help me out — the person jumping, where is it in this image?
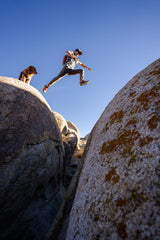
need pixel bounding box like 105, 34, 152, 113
43, 49, 91, 93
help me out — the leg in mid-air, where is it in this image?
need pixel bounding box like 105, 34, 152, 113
43, 67, 90, 93
67, 68, 89, 86
43, 67, 68, 93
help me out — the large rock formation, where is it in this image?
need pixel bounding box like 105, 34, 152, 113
0, 77, 64, 240
44, 135, 89, 240
53, 112, 82, 188
0, 76, 86, 240
67, 121, 80, 150
66, 59, 160, 239
53, 111, 68, 136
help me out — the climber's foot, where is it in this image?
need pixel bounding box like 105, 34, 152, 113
80, 80, 89, 86
43, 85, 49, 93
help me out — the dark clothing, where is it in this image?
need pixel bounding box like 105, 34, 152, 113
48, 66, 84, 87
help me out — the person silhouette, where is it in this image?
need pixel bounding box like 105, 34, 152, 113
43, 49, 91, 93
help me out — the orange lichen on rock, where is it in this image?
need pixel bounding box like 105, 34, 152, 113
132, 79, 138, 86
136, 85, 160, 110
147, 115, 160, 131
149, 66, 160, 76
100, 129, 141, 154
105, 167, 120, 184
105, 167, 116, 181
155, 100, 160, 111
102, 122, 109, 133
102, 110, 125, 133
125, 118, 137, 127
117, 221, 128, 239
129, 91, 137, 97
116, 198, 128, 208
139, 136, 154, 147
110, 110, 124, 125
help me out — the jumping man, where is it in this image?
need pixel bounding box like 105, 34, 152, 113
43, 49, 91, 93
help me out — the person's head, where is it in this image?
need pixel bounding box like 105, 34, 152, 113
74, 49, 83, 56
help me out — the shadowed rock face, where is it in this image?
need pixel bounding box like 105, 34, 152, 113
66, 59, 160, 240
0, 77, 62, 162
0, 77, 64, 240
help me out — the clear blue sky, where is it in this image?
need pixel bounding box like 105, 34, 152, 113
1, 0, 160, 137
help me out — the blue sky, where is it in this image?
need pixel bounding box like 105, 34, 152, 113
1, 0, 160, 137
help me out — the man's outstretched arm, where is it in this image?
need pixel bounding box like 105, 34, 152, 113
78, 62, 91, 71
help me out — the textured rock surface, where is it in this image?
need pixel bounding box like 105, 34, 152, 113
53, 111, 68, 136
73, 138, 87, 159
66, 59, 160, 240
63, 132, 79, 188
60, 121, 81, 188
67, 121, 80, 150
44, 137, 89, 240
64, 137, 87, 189
0, 77, 64, 240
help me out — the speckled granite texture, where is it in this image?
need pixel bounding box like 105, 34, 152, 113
66, 59, 160, 240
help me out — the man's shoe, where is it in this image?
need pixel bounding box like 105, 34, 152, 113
43, 85, 49, 93
80, 80, 89, 86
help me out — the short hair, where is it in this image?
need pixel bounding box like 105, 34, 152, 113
75, 49, 83, 55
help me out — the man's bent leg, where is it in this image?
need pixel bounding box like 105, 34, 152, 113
43, 67, 68, 93
48, 67, 68, 87
67, 69, 84, 82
